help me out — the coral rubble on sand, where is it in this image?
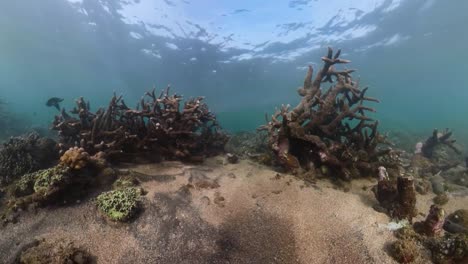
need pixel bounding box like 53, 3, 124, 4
0, 133, 58, 186
16, 238, 92, 264
52, 87, 228, 162
259, 47, 399, 179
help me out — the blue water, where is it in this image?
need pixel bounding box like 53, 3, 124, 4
0, 0, 467, 147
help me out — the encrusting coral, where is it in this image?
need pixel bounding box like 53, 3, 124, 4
259, 47, 399, 179
95, 187, 142, 222
52, 87, 228, 162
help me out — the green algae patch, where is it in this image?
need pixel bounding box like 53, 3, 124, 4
96, 187, 142, 222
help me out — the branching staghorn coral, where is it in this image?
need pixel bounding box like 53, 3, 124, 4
52, 87, 228, 161
259, 47, 399, 179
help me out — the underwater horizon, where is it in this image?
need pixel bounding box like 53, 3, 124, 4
0, 0, 467, 148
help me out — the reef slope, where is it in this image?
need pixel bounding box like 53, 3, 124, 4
1, 158, 466, 263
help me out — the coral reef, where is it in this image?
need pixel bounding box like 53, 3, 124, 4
0, 133, 58, 186
52, 88, 228, 162
259, 47, 399, 179
373, 176, 417, 221
95, 187, 142, 222
16, 238, 92, 264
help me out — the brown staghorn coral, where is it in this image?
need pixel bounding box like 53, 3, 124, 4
52, 87, 228, 162
259, 47, 399, 179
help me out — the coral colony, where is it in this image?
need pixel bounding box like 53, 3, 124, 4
259, 47, 399, 179
52, 87, 228, 161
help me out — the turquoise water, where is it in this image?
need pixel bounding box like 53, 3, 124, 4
0, 0, 467, 147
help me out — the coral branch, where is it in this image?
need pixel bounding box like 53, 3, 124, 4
52, 88, 228, 162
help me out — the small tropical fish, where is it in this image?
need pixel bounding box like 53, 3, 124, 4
46, 97, 64, 111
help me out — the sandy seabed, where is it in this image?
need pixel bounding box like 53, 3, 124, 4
1, 157, 467, 264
